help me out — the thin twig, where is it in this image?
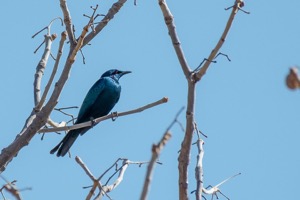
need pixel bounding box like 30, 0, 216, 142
202, 173, 241, 200
32, 17, 63, 38
77, 157, 153, 200
38, 97, 168, 133
68, 5, 98, 64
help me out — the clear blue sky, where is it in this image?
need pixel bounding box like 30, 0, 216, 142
1, 0, 300, 199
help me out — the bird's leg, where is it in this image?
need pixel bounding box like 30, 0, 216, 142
111, 111, 118, 121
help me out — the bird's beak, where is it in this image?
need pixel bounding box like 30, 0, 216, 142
120, 71, 132, 76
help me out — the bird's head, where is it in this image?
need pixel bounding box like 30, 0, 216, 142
101, 69, 131, 80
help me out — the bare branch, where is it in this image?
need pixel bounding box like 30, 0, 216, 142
202, 173, 241, 200
77, 157, 152, 200
33, 34, 55, 107
157, 2, 201, 199
35, 31, 67, 111
194, 0, 245, 82
59, 0, 76, 44
38, 97, 168, 133
157, 0, 191, 78
32, 17, 63, 39
67, 5, 99, 65
0, 176, 32, 200
140, 108, 183, 200
75, 156, 111, 200
75, 156, 97, 182
140, 132, 171, 200
194, 139, 204, 200
82, 0, 128, 47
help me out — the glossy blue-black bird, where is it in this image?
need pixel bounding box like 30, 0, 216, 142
50, 69, 131, 157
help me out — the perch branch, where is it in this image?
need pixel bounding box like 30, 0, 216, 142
38, 97, 168, 133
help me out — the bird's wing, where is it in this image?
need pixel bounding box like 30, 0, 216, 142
76, 79, 106, 123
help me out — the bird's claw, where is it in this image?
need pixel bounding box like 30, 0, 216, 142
111, 112, 118, 121
90, 118, 97, 127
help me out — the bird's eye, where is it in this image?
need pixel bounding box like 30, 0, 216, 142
113, 70, 119, 75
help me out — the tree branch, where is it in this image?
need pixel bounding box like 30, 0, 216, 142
157, 1, 196, 199
140, 107, 183, 199
82, 0, 127, 47
0, 1, 128, 173
38, 97, 168, 133
202, 173, 241, 200
33, 34, 55, 107
140, 132, 171, 200
60, 0, 76, 45
194, 0, 243, 82
76, 157, 153, 200
158, 0, 191, 79
194, 139, 204, 200
35, 31, 67, 111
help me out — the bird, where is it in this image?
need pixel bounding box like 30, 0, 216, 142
50, 69, 131, 157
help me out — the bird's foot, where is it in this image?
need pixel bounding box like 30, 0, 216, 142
111, 112, 118, 121
90, 117, 97, 127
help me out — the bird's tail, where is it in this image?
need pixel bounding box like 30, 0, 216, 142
50, 129, 81, 157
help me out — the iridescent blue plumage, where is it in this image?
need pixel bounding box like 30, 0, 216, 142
50, 69, 131, 157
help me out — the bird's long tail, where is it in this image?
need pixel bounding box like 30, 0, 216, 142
50, 129, 81, 157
